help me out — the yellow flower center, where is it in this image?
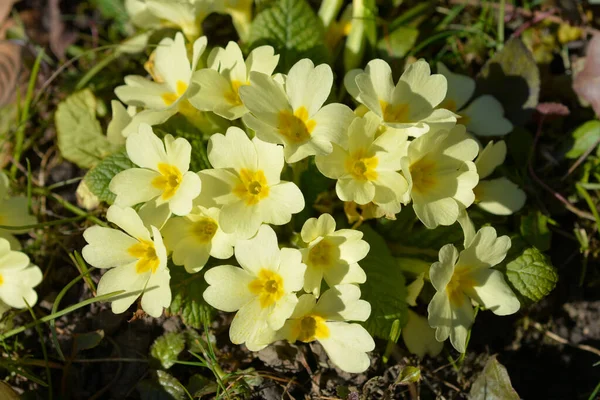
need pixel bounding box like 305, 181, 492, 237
248, 269, 285, 308
410, 157, 437, 194
233, 169, 270, 205
445, 267, 476, 307
345, 149, 379, 181
0, 273, 4, 286
224, 80, 246, 106
190, 218, 218, 244
162, 80, 189, 106
439, 98, 457, 112
308, 239, 336, 269
439, 98, 471, 125
278, 106, 316, 143
295, 315, 330, 342
128, 240, 160, 274
152, 163, 183, 200
380, 100, 410, 123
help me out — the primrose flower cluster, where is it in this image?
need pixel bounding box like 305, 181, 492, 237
81, 28, 526, 370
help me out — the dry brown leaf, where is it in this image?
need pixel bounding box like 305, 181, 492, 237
48, 0, 76, 59
0, 0, 19, 27
0, 40, 21, 107
573, 34, 600, 117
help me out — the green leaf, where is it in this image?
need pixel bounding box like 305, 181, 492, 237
138, 370, 187, 400
150, 332, 186, 370
520, 210, 552, 252
73, 330, 104, 353
167, 266, 213, 329
469, 355, 520, 400
358, 225, 408, 339
476, 38, 540, 126
566, 120, 600, 159
506, 247, 558, 303
92, 0, 130, 34
55, 89, 122, 168
186, 374, 218, 398
249, 0, 328, 72
376, 26, 419, 59
396, 366, 421, 385
83, 150, 134, 204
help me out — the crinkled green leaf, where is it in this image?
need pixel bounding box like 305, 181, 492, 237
506, 247, 558, 303
565, 120, 600, 159
469, 355, 520, 400
167, 267, 213, 329
55, 89, 122, 168
249, 0, 328, 72
520, 210, 552, 252
476, 37, 540, 126
359, 225, 408, 338
150, 332, 186, 370
376, 26, 419, 59
138, 370, 187, 400
83, 150, 134, 204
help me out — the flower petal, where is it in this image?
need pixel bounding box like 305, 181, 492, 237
286, 59, 333, 116
301, 213, 336, 243
96, 262, 148, 314
476, 178, 526, 215
141, 268, 171, 318
319, 322, 375, 373
475, 141, 506, 179
82, 226, 138, 269
126, 124, 168, 170
235, 224, 281, 275
203, 265, 255, 312
106, 206, 151, 242
466, 269, 520, 316
208, 127, 257, 171
462, 95, 513, 136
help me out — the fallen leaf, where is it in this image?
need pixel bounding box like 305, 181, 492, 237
573, 34, 600, 117
0, 41, 21, 107
0, 0, 18, 27
48, 0, 77, 59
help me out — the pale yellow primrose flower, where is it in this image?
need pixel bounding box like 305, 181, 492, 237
190, 42, 279, 120
197, 127, 304, 239
115, 33, 207, 137
428, 227, 520, 353
110, 124, 201, 216
0, 171, 37, 250
239, 58, 355, 163
203, 225, 306, 351
278, 285, 374, 373
162, 205, 236, 273
300, 213, 369, 296
437, 62, 513, 137
474, 141, 526, 215
344, 59, 456, 137
125, 0, 161, 29
126, 0, 216, 40
0, 238, 42, 311
82, 206, 171, 318
400, 124, 479, 229
316, 112, 409, 208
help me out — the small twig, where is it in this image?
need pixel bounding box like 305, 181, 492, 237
533, 322, 600, 357
563, 137, 600, 180
528, 116, 596, 222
